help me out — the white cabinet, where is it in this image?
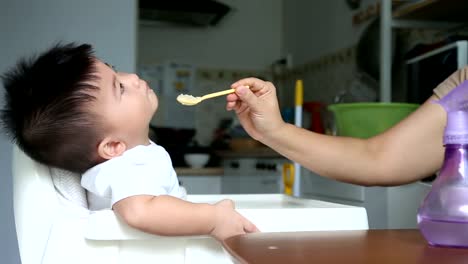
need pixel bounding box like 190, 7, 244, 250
222, 174, 280, 194
387, 182, 431, 229
221, 157, 287, 194
178, 176, 222, 194
300, 170, 431, 229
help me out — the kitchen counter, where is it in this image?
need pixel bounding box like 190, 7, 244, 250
222, 229, 468, 264
175, 167, 223, 176
216, 147, 283, 158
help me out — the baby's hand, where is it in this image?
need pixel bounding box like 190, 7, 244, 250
210, 199, 259, 241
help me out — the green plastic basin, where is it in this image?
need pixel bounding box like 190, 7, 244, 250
327, 103, 419, 138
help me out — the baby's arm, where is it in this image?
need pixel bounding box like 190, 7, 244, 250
112, 195, 259, 241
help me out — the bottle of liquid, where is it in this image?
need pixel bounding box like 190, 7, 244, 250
417, 110, 468, 247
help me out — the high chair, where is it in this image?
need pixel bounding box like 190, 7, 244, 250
12, 145, 369, 264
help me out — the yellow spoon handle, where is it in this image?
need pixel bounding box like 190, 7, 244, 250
201, 88, 236, 100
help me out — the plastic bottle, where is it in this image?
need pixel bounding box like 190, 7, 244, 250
417, 110, 468, 247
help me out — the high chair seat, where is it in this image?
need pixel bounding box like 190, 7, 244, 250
12, 145, 369, 264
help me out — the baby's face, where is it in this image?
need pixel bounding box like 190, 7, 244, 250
90, 60, 158, 147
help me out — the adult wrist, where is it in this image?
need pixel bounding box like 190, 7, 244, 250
260, 121, 289, 146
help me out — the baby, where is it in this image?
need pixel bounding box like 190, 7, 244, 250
0, 42, 258, 241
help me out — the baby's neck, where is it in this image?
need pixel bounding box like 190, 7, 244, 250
127, 137, 151, 149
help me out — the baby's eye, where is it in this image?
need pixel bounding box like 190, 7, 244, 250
120, 83, 125, 94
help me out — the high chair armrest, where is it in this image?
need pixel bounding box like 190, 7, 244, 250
84, 210, 210, 240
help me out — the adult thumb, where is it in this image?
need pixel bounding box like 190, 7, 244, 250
236, 86, 258, 108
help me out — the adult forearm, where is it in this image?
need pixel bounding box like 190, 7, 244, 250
261, 98, 446, 186
262, 123, 381, 185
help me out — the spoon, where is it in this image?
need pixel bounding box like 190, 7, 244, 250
177, 88, 239, 106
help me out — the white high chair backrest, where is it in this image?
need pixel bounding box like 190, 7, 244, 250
10, 145, 233, 264
12, 145, 59, 264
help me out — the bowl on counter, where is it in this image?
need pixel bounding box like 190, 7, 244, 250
184, 153, 210, 168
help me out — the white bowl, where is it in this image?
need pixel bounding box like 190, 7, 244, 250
184, 153, 210, 168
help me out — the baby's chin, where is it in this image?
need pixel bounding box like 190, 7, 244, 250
151, 91, 159, 112
153, 97, 159, 113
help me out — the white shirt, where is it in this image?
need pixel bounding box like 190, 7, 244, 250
81, 141, 185, 211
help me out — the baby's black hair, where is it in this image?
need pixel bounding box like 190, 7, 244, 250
1, 42, 104, 173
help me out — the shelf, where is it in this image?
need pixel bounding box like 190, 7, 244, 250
378, 0, 468, 102
392, 0, 468, 22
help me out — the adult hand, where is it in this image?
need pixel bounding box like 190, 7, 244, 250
226, 77, 286, 142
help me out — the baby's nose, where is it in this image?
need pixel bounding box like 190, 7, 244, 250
127, 73, 140, 86
120, 73, 140, 87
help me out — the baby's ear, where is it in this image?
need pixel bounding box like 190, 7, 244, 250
98, 137, 126, 160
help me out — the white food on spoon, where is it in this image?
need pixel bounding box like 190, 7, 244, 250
177, 87, 248, 106
176, 94, 202, 106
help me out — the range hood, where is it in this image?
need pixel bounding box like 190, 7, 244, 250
139, 0, 231, 27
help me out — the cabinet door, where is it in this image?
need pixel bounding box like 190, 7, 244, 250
237, 175, 281, 194
387, 182, 431, 229
222, 175, 241, 194
178, 176, 222, 194
300, 170, 365, 202
222, 174, 282, 194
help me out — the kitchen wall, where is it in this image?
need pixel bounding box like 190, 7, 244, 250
280, 0, 379, 105
138, 0, 283, 69
138, 0, 283, 146
0, 1, 137, 262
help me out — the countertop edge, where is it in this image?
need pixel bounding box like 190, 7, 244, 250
175, 167, 224, 176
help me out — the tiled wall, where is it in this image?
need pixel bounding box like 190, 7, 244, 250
275, 46, 359, 108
